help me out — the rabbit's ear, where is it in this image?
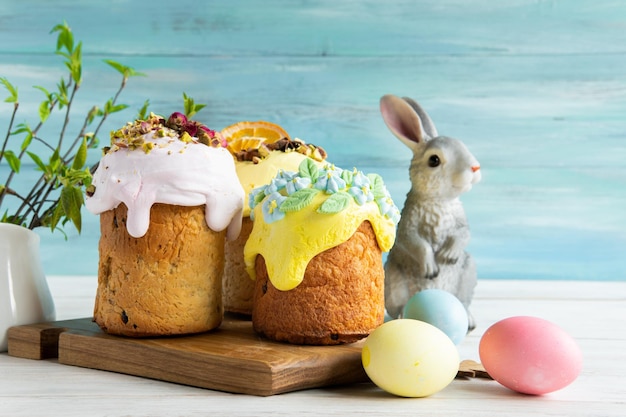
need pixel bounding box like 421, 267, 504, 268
380, 94, 428, 151
401, 97, 438, 138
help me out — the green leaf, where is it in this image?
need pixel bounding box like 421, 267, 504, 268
87, 135, 100, 149
2, 150, 21, 173
51, 22, 74, 53
137, 99, 150, 120
34, 85, 52, 100
61, 167, 90, 186
0, 77, 18, 103
81, 167, 93, 187
66, 41, 83, 84
48, 201, 64, 232
317, 191, 352, 214
367, 173, 387, 199
56, 78, 69, 108
102, 99, 125, 115
39, 100, 51, 122
85, 106, 98, 125
104, 60, 146, 78
48, 149, 62, 176
280, 188, 320, 213
60, 185, 83, 233
103, 59, 126, 74
11, 123, 31, 136
110, 103, 129, 114
298, 158, 320, 183
26, 151, 46, 171
72, 137, 88, 170
20, 131, 33, 151
182, 92, 206, 118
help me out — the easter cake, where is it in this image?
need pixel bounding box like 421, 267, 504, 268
221, 121, 327, 315
86, 112, 244, 337
244, 159, 400, 345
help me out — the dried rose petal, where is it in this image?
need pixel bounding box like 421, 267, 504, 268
184, 121, 199, 137
166, 112, 188, 129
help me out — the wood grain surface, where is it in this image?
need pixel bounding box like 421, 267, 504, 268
8, 316, 370, 396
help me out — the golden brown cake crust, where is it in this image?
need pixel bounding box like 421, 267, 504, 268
223, 217, 255, 315
252, 221, 385, 345
94, 203, 225, 337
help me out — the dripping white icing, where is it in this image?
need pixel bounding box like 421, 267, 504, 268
86, 131, 244, 239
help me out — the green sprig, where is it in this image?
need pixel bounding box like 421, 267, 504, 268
183, 92, 206, 118
0, 22, 143, 233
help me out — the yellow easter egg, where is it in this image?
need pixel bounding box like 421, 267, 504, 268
362, 319, 459, 397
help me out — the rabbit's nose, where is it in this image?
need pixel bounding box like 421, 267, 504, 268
471, 165, 480, 173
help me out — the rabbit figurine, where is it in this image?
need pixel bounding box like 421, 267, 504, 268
380, 94, 481, 328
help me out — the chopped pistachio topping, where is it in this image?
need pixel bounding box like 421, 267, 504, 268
106, 112, 225, 155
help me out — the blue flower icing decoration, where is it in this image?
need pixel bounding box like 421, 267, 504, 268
376, 190, 401, 223
265, 169, 293, 194
261, 191, 287, 223
348, 171, 374, 205
247, 159, 400, 225
314, 165, 346, 194
286, 175, 312, 194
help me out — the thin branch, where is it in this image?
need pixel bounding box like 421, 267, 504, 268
64, 74, 128, 162
56, 82, 79, 152
32, 136, 57, 153
0, 102, 20, 207
2, 186, 42, 226
0, 102, 18, 165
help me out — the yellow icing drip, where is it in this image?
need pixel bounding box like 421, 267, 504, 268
243, 192, 397, 291
236, 152, 322, 217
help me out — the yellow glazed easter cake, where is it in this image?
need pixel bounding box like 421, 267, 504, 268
221, 121, 327, 315
244, 159, 400, 345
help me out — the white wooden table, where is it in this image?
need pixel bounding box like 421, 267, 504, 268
1, 276, 625, 417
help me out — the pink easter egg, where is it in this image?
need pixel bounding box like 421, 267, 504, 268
479, 316, 583, 395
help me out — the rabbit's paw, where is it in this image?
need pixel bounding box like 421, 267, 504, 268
436, 239, 463, 265
422, 256, 440, 279
436, 250, 460, 265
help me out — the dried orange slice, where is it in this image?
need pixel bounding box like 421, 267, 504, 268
220, 121, 290, 145
227, 137, 266, 154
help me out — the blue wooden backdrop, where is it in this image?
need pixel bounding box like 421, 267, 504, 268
1, 0, 625, 280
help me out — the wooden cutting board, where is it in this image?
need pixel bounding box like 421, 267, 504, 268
7, 316, 370, 396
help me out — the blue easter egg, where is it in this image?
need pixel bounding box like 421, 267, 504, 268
402, 289, 469, 345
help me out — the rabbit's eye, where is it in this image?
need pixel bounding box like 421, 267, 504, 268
428, 155, 441, 168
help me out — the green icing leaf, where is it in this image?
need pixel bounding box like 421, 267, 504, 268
253, 189, 267, 206
298, 158, 319, 183
280, 188, 319, 212
367, 173, 387, 199
341, 169, 354, 185
317, 191, 352, 214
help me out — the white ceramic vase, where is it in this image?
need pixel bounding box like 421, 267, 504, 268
0, 223, 56, 352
